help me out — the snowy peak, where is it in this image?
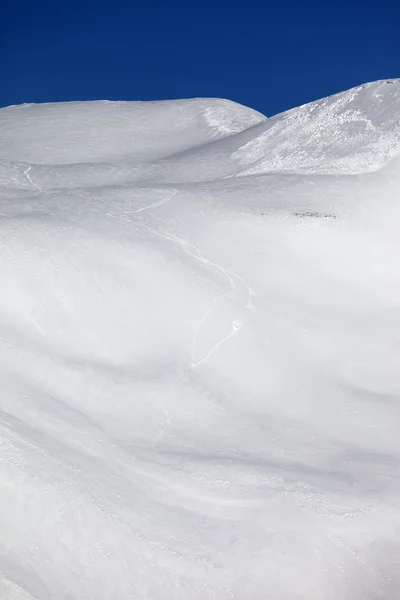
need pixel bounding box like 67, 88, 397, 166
229, 79, 400, 175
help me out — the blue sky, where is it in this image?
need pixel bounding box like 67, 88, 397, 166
2, 0, 398, 116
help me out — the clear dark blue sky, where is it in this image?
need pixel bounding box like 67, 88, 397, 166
2, 0, 399, 116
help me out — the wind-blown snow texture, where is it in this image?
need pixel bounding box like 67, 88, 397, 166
1, 80, 400, 599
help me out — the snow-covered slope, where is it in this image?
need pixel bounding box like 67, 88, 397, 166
1, 80, 400, 600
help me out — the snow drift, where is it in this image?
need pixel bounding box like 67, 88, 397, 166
0, 80, 400, 600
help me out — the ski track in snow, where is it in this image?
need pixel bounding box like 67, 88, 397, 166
141, 223, 256, 368
133, 189, 256, 446
132, 188, 178, 214
23, 165, 41, 191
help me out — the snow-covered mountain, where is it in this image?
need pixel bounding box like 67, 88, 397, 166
1, 80, 400, 600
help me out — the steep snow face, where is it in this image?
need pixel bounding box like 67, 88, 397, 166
237, 80, 400, 174
235, 79, 400, 173
173, 79, 400, 176
0, 82, 400, 600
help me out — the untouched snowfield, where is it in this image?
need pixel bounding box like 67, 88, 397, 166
0, 80, 400, 599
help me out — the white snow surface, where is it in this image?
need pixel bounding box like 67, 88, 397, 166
1, 80, 400, 599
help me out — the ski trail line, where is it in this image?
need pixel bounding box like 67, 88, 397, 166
141, 224, 255, 367
23, 166, 41, 191
133, 187, 255, 446
133, 189, 178, 214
